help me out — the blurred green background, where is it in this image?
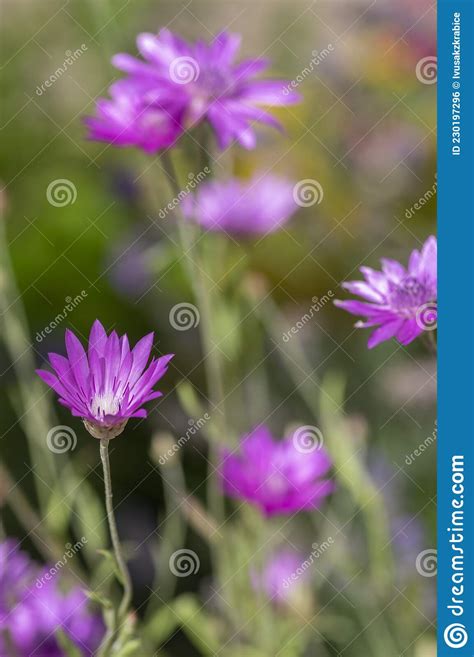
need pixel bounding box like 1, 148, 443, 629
1, 1, 436, 655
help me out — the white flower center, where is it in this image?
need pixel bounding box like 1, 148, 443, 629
90, 392, 121, 419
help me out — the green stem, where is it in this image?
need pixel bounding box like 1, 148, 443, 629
160, 152, 226, 524
99, 439, 133, 622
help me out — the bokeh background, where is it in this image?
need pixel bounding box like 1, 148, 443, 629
1, 0, 436, 655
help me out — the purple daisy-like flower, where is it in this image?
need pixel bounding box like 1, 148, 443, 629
334, 235, 437, 348
0, 540, 104, 656
37, 320, 173, 439
220, 426, 334, 517
182, 174, 298, 235
85, 29, 300, 152
84, 79, 184, 154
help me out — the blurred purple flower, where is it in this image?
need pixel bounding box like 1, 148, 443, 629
37, 320, 173, 439
0, 540, 103, 657
220, 426, 333, 516
334, 236, 437, 348
182, 174, 298, 235
252, 550, 309, 604
84, 80, 184, 154
85, 30, 300, 152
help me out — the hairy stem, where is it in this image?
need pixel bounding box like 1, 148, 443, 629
99, 439, 133, 622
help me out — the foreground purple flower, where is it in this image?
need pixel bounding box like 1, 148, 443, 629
85, 30, 300, 152
0, 540, 103, 656
182, 174, 298, 235
220, 426, 333, 516
334, 236, 437, 348
37, 320, 173, 439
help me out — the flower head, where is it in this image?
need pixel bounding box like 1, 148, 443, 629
37, 320, 173, 439
84, 79, 184, 154
0, 540, 103, 656
220, 426, 333, 516
85, 30, 300, 152
182, 174, 298, 235
334, 236, 437, 348
251, 550, 310, 605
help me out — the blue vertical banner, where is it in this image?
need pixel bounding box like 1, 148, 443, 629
438, 0, 474, 654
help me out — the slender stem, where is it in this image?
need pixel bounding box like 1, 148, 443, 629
160, 152, 226, 425
99, 439, 132, 621
160, 151, 226, 525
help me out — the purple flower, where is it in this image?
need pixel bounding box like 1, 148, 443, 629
0, 540, 103, 656
182, 174, 298, 235
220, 426, 334, 516
334, 236, 437, 348
37, 320, 173, 439
84, 80, 184, 154
85, 30, 300, 152
252, 550, 309, 604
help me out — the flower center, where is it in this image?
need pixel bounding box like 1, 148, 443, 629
90, 392, 121, 420
388, 276, 431, 314
264, 472, 288, 495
